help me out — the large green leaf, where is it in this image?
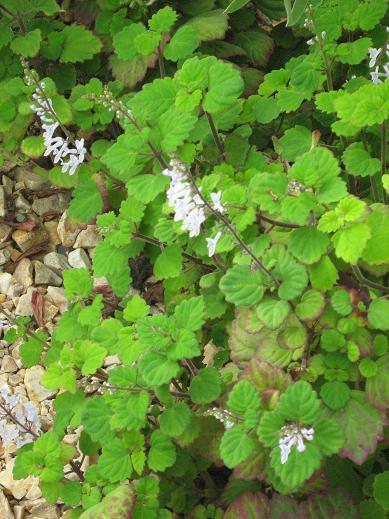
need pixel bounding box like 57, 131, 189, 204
220, 265, 264, 306
227, 380, 261, 416
256, 298, 290, 329
220, 426, 256, 468
278, 381, 321, 423
98, 440, 132, 483
203, 60, 244, 113
288, 227, 330, 265
368, 298, 389, 331
189, 367, 222, 404
332, 223, 371, 264
60, 26, 101, 63
148, 430, 176, 472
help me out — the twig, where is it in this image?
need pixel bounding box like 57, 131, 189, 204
205, 111, 224, 157
352, 265, 389, 293
158, 45, 166, 78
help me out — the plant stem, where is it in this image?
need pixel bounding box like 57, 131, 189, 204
257, 212, 302, 229
352, 265, 389, 293
205, 110, 224, 157
381, 121, 387, 204
158, 45, 165, 78
308, 6, 333, 91
361, 130, 380, 202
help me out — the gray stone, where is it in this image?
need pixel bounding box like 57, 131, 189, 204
14, 289, 34, 316
15, 194, 30, 211
1, 355, 18, 373
13, 258, 34, 290
46, 286, 68, 313
43, 220, 61, 247
2, 175, 13, 195
0, 223, 11, 243
74, 225, 101, 248
34, 261, 62, 286
0, 459, 39, 500
12, 228, 48, 252
68, 248, 91, 270
6, 279, 23, 298
57, 210, 80, 247
32, 193, 70, 217
43, 299, 59, 322
43, 251, 70, 271
24, 365, 54, 402
0, 185, 6, 217
0, 248, 11, 265
15, 167, 50, 190
29, 502, 59, 519
0, 272, 12, 294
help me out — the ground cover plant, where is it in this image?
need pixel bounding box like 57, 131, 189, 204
0, 0, 389, 517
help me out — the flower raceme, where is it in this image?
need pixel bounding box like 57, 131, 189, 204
30, 82, 86, 176
368, 28, 389, 84
162, 159, 224, 256
278, 423, 315, 464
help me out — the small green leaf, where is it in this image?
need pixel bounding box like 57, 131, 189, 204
154, 244, 183, 279
174, 296, 205, 331
139, 352, 179, 387
203, 60, 244, 113
98, 440, 132, 483
278, 381, 321, 423
189, 367, 221, 404
288, 227, 330, 265
295, 290, 325, 320
11, 29, 41, 57
331, 289, 352, 316
220, 265, 264, 306
163, 25, 199, 62
359, 358, 378, 378
60, 26, 101, 63
159, 108, 197, 152
333, 223, 371, 265
256, 298, 290, 329
148, 430, 176, 471
123, 295, 150, 322
220, 426, 256, 468
63, 269, 93, 300
159, 403, 191, 437
368, 298, 389, 331
374, 471, 389, 510
227, 380, 260, 416
134, 30, 160, 56
68, 179, 103, 223
320, 381, 351, 410
321, 329, 345, 352
343, 142, 381, 177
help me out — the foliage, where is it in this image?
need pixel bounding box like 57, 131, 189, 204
1, 0, 389, 517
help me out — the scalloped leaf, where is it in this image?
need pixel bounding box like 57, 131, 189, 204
278, 381, 321, 423
320, 381, 351, 410
220, 265, 264, 306
295, 290, 325, 320
365, 355, 389, 412
256, 298, 290, 329
289, 227, 330, 265
223, 491, 269, 519
220, 426, 256, 468
227, 380, 261, 416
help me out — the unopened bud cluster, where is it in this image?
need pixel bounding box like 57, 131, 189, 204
0, 384, 41, 448
204, 407, 234, 429
88, 86, 132, 120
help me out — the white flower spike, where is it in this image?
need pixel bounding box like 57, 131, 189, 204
278, 424, 315, 464
206, 231, 222, 257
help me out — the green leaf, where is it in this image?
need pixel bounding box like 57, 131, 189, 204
19, 337, 44, 367
342, 143, 381, 177
148, 430, 176, 471
159, 107, 197, 152
167, 329, 200, 360
79, 484, 135, 519
278, 125, 312, 162
203, 60, 244, 114
63, 269, 93, 300
289, 147, 340, 189
288, 227, 330, 265
359, 358, 378, 378
126, 174, 169, 204
174, 296, 205, 331
331, 391, 383, 465
163, 25, 199, 62
21, 136, 45, 158
295, 290, 325, 320
68, 179, 103, 223
74, 341, 106, 376
61, 481, 81, 506
220, 265, 264, 306
224, 0, 251, 14
374, 471, 389, 510
41, 365, 76, 393
149, 6, 178, 33
82, 397, 114, 443
256, 298, 290, 329
60, 26, 101, 63
130, 77, 176, 122
111, 391, 150, 431
154, 244, 183, 279
98, 440, 132, 483
333, 223, 371, 264
277, 262, 308, 301
227, 380, 260, 416
10, 29, 41, 57
336, 38, 372, 65
331, 289, 352, 316
321, 329, 345, 352
320, 381, 351, 410
257, 410, 285, 448
113, 23, 145, 60
362, 205, 389, 265
134, 30, 161, 56
308, 256, 338, 292
252, 97, 280, 124
139, 352, 179, 387
159, 403, 191, 437
220, 426, 256, 468
233, 31, 274, 68
189, 367, 222, 404
368, 298, 389, 331
186, 10, 229, 42
123, 295, 150, 322
284, 0, 309, 26
278, 381, 321, 423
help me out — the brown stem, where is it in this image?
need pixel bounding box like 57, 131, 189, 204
381, 121, 387, 204
205, 111, 224, 157
158, 45, 166, 78
352, 265, 389, 293
257, 213, 301, 229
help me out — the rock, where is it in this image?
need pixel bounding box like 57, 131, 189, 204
29, 502, 59, 519
43, 221, 60, 248
34, 262, 62, 287
14, 289, 34, 316
24, 366, 54, 402
43, 299, 59, 322
15, 167, 50, 190
0, 489, 13, 519
43, 251, 70, 271
0, 223, 11, 243
0, 248, 11, 265
32, 193, 70, 217
0, 459, 39, 500
11, 228, 48, 253
6, 280, 23, 298
13, 259, 34, 290
13, 505, 25, 519
8, 372, 23, 386
68, 248, 91, 270
14, 194, 30, 212
74, 225, 101, 248
1, 355, 18, 373
0, 185, 6, 217
57, 211, 80, 247
0, 272, 12, 294
2, 175, 13, 195
46, 286, 68, 313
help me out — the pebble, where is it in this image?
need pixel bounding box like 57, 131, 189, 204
8, 373, 23, 386
74, 225, 101, 248
34, 262, 62, 287
2, 175, 13, 195
46, 286, 68, 314
0, 248, 11, 265
0, 272, 12, 294
0, 489, 13, 519
24, 366, 54, 402
1, 355, 18, 373
0, 223, 11, 243
29, 501, 59, 518
5, 280, 23, 298
0, 185, 6, 217
32, 193, 70, 217
0, 459, 39, 500
15, 168, 50, 191
15, 194, 30, 212
43, 252, 70, 271
11, 228, 48, 252
43, 221, 61, 248
14, 289, 34, 316
13, 259, 34, 290
68, 248, 91, 269
43, 299, 59, 322
57, 211, 80, 247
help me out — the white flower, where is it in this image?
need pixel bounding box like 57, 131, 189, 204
278, 424, 314, 464
368, 47, 382, 68
307, 38, 315, 46
321, 31, 326, 39
210, 191, 225, 213
206, 231, 222, 257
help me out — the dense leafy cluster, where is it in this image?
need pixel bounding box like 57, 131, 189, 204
1, 0, 389, 517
